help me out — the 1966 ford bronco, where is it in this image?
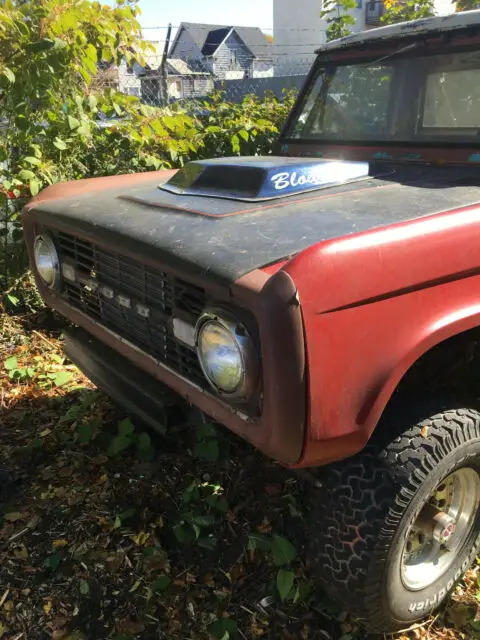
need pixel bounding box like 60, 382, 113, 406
23, 11, 480, 632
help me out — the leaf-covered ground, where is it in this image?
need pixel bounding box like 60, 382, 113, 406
1, 311, 480, 640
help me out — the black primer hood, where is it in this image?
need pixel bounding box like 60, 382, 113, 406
160, 156, 370, 202
29, 164, 480, 286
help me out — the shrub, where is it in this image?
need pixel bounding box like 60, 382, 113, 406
0, 1, 297, 300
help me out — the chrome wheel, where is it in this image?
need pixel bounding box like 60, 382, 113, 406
401, 468, 480, 590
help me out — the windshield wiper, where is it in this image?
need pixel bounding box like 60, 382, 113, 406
364, 42, 419, 67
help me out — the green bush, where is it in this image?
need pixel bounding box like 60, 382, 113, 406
0, 0, 296, 300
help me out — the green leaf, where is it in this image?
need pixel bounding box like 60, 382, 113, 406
247, 532, 272, 552
79, 579, 90, 596
112, 102, 123, 116
198, 535, 217, 550
190, 514, 216, 528
24, 156, 41, 166
54, 371, 74, 387
4, 356, 18, 371
238, 129, 249, 142
7, 295, 19, 306
136, 432, 155, 461
163, 114, 177, 131
195, 422, 218, 439
107, 434, 132, 457
118, 418, 135, 436
87, 95, 97, 112
2, 67, 15, 83
78, 66, 92, 85
231, 134, 240, 153
28, 38, 55, 53
18, 169, 35, 181
193, 439, 219, 462
53, 138, 67, 151
271, 535, 297, 566
205, 494, 228, 513
12, 228, 23, 242
207, 618, 238, 639
77, 423, 96, 444
29, 179, 42, 197
293, 580, 312, 604
136, 432, 151, 450
86, 43, 98, 62
68, 115, 80, 130
277, 569, 294, 601
151, 575, 171, 593
172, 522, 196, 545
150, 119, 168, 136
76, 123, 91, 137
43, 552, 62, 572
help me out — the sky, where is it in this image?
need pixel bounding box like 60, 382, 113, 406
136, 0, 273, 38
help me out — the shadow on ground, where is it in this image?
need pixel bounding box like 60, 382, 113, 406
0, 386, 353, 640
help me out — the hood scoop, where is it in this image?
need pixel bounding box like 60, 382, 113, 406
160, 156, 370, 202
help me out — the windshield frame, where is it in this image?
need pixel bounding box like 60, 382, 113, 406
277, 30, 480, 162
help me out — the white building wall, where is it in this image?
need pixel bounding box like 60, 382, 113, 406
274, 0, 458, 77
273, 0, 327, 76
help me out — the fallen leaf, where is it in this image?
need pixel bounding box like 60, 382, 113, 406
13, 545, 29, 560
118, 619, 145, 634
264, 484, 282, 496
420, 426, 429, 438
58, 467, 74, 478
54, 371, 74, 387
131, 531, 150, 546
44, 600, 53, 615
129, 579, 142, 593
4, 512, 24, 523
52, 539, 68, 549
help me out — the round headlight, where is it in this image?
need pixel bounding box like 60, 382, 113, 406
196, 309, 259, 398
33, 234, 60, 288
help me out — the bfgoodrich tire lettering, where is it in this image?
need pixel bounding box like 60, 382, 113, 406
308, 407, 480, 633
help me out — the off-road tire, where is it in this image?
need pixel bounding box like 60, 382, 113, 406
308, 406, 480, 633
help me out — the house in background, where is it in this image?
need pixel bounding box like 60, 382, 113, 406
169, 22, 273, 80
273, 0, 457, 76
140, 58, 214, 104
117, 42, 165, 97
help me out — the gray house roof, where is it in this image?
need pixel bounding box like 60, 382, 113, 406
171, 22, 271, 60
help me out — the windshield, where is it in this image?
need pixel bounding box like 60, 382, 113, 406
287, 49, 480, 144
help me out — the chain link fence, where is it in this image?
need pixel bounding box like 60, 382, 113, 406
98, 26, 329, 107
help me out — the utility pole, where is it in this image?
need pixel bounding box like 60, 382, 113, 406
159, 23, 172, 106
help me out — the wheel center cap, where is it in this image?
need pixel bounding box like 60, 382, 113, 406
433, 512, 456, 545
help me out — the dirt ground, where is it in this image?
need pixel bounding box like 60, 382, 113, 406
1, 312, 479, 640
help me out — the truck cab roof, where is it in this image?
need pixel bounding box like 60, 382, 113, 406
317, 9, 480, 52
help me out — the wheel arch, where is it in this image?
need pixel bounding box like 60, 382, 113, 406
371, 311, 480, 436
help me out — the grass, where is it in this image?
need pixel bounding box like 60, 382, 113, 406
1, 309, 480, 640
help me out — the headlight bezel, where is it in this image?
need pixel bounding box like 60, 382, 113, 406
33, 233, 61, 289
195, 307, 260, 400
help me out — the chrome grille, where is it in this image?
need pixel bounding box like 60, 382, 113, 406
56, 231, 206, 386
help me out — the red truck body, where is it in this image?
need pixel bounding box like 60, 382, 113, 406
23, 11, 480, 468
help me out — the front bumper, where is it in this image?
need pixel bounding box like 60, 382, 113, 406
64, 326, 182, 434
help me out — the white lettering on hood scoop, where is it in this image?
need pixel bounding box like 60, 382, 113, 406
159, 156, 370, 202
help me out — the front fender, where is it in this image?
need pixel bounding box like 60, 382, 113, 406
283, 203, 480, 467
